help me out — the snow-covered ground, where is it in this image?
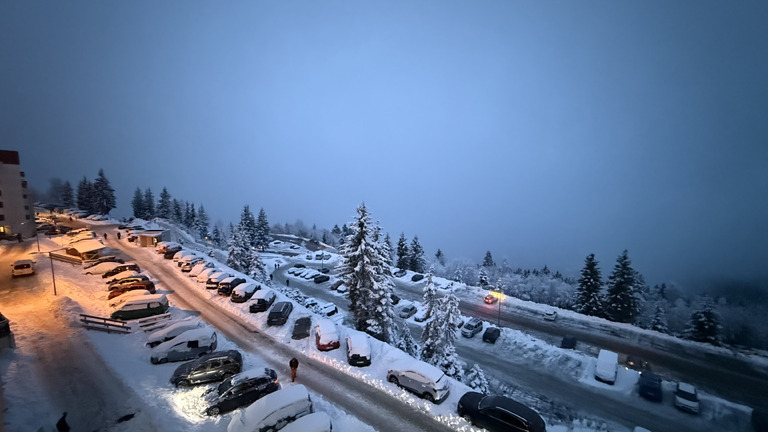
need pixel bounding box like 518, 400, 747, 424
1, 218, 759, 431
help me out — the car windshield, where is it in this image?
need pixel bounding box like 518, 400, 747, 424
677, 388, 698, 402
216, 377, 235, 395
15, 264, 31, 269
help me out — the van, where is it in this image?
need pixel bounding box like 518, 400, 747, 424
11, 259, 35, 277
346, 333, 371, 367
387, 360, 450, 403
267, 302, 294, 326
146, 318, 202, 348
227, 384, 313, 432
150, 327, 217, 364
110, 294, 169, 320
231, 283, 260, 303
280, 412, 332, 432
461, 318, 483, 338
595, 349, 619, 384
249, 289, 276, 313
218, 277, 246, 296
206, 271, 234, 290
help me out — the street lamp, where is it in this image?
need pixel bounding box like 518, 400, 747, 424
490, 290, 504, 326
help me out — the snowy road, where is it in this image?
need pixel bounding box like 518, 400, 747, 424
106, 236, 456, 432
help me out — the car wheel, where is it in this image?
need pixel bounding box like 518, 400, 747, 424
423, 393, 435, 402
177, 380, 190, 387
462, 414, 473, 424
388, 376, 399, 385
207, 406, 220, 416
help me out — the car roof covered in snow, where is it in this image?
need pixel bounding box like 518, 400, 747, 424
345, 333, 370, 356
389, 359, 445, 383
279, 412, 332, 432
227, 385, 310, 432
233, 282, 258, 295
154, 326, 214, 351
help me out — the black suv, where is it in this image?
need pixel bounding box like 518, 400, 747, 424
457, 392, 546, 432
638, 372, 663, 402
218, 277, 246, 296
101, 263, 141, 279
204, 368, 280, 416
170, 350, 243, 387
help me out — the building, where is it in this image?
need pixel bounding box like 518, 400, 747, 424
0, 150, 35, 238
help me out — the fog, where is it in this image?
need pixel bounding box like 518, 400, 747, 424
3, 1, 767, 289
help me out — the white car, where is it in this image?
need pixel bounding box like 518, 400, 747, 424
11, 259, 35, 277
674, 382, 700, 413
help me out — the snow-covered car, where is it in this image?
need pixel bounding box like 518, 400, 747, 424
196, 267, 222, 283
11, 259, 35, 277
231, 282, 260, 303
346, 333, 371, 367
146, 318, 202, 348
227, 385, 313, 432
170, 350, 242, 387
457, 392, 546, 432
674, 382, 699, 413
544, 310, 558, 321
151, 327, 217, 364
189, 261, 215, 277
398, 304, 417, 319
387, 361, 450, 404
280, 412, 332, 432
314, 319, 340, 351
83, 262, 124, 275
206, 271, 234, 290
83, 256, 124, 269
204, 367, 280, 416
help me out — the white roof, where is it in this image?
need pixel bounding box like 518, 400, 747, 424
12, 259, 34, 266
678, 382, 696, 393
346, 333, 371, 357
147, 318, 200, 342
253, 289, 274, 300
228, 385, 310, 432
68, 239, 105, 253
118, 293, 167, 307
315, 319, 338, 344
389, 359, 445, 383
233, 283, 258, 295
220, 276, 237, 284
279, 412, 331, 432
154, 326, 214, 351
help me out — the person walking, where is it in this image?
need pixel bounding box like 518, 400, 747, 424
289, 357, 299, 382
117, 231, 121, 240
103, 232, 108, 240
286, 279, 289, 286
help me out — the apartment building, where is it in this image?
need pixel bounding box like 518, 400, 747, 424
0, 150, 36, 238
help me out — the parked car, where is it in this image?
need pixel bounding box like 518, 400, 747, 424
387, 361, 450, 404
83, 256, 124, 269
228, 385, 313, 432
482, 327, 501, 344
544, 310, 558, 321
204, 367, 280, 416
170, 350, 242, 387
292, 316, 312, 340
231, 283, 260, 303
110, 294, 168, 320
457, 392, 547, 432
393, 269, 407, 277
267, 301, 294, 326
316, 301, 338, 317
83, 261, 124, 275
595, 349, 619, 385
398, 304, 417, 319
196, 267, 221, 283
560, 335, 577, 349
293, 263, 306, 268
151, 327, 217, 364
146, 318, 202, 348
189, 261, 215, 277
104, 271, 141, 285
11, 259, 35, 277
461, 318, 483, 338
313, 274, 330, 284
249, 289, 276, 313
674, 382, 700, 414
314, 319, 340, 351
107, 275, 150, 290
390, 293, 400, 305
638, 372, 663, 402
181, 257, 206, 272
206, 271, 234, 290
176, 251, 200, 266
279, 412, 332, 432
101, 263, 141, 279
411, 274, 424, 282
108, 289, 152, 308
218, 277, 246, 296
155, 241, 180, 254
107, 280, 156, 300
346, 333, 371, 367
163, 246, 183, 259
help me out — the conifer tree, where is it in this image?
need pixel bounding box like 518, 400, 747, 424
650, 305, 669, 334
143, 188, 155, 219
575, 253, 604, 317
482, 251, 495, 267
157, 187, 172, 219
77, 177, 94, 213
422, 272, 438, 320
435, 249, 446, 266
195, 204, 209, 239
478, 268, 489, 287
384, 233, 394, 263
465, 364, 490, 394
604, 250, 639, 323
239, 205, 257, 246
396, 233, 409, 270
227, 225, 249, 272
212, 223, 224, 248
395, 325, 419, 358
172, 199, 183, 223
61, 181, 74, 208
91, 169, 116, 214
684, 297, 721, 345
421, 295, 463, 379
408, 236, 426, 273
131, 187, 145, 219
255, 208, 271, 249
246, 248, 269, 285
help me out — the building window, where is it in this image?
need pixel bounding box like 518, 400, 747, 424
21, 181, 27, 188
23, 194, 27, 199
0, 215, 5, 221
0, 202, 3, 208
25, 215, 29, 220
25, 205, 29, 210
20, 171, 25, 177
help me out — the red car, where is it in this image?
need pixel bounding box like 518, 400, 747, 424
314, 319, 340, 351
107, 280, 156, 300
484, 294, 498, 304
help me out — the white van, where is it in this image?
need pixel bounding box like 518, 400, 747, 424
145, 318, 202, 348
280, 412, 332, 432
150, 327, 217, 364
227, 384, 313, 432
595, 349, 619, 384
11, 259, 35, 277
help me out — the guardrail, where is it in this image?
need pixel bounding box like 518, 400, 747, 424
137, 313, 172, 333
79, 314, 130, 334
50, 251, 82, 265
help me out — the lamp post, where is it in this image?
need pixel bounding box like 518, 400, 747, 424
49, 253, 58, 296
490, 290, 504, 326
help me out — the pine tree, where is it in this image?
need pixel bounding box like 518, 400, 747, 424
422, 272, 438, 320
143, 188, 155, 219
183, 202, 196, 228
478, 268, 489, 287
91, 169, 116, 214
366, 223, 397, 342
227, 225, 250, 272
255, 208, 271, 249
482, 251, 495, 267
172, 199, 183, 223
435, 249, 446, 266
246, 248, 269, 285
650, 305, 669, 334
239, 205, 257, 246
195, 204, 209, 239
157, 187, 172, 219
61, 181, 74, 208
395, 325, 419, 357
684, 297, 721, 345
131, 187, 145, 219
76, 177, 94, 213
396, 233, 409, 270
574, 253, 604, 317
384, 233, 394, 263
212, 223, 224, 248
421, 295, 461, 372
465, 364, 490, 394
408, 236, 426, 273
604, 250, 639, 323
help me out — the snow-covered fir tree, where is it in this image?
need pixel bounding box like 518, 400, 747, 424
408, 236, 426, 273
156, 187, 172, 219
239, 205, 258, 246
143, 188, 155, 219
171, 199, 183, 223
465, 363, 490, 394
478, 268, 489, 287
384, 233, 394, 263
421, 294, 464, 379
395, 325, 419, 357
604, 250, 640, 323
195, 204, 209, 239
226, 225, 250, 272
183, 202, 195, 228
650, 305, 669, 334
396, 233, 409, 270
246, 248, 270, 286
574, 253, 604, 317
684, 296, 721, 345
337, 203, 396, 342
77, 177, 94, 213
131, 187, 145, 219
422, 272, 438, 320
435, 249, 446, 266
61, 181, 74, 208
211, 223, 224, 248
91, 169, 116, 214
255, 208, 270, 249
482, 251, 495, 267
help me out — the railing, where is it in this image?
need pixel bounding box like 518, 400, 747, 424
49, 251, 82, 265
79, 314, 130, 334
136, 313, 172, 333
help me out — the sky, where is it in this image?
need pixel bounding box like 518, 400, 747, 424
2, 1, 767, 289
